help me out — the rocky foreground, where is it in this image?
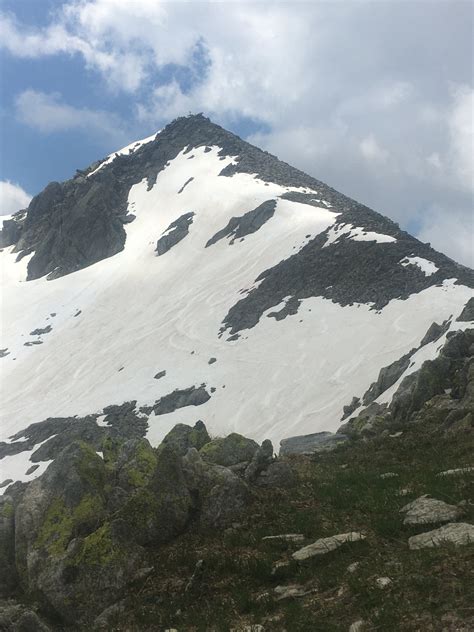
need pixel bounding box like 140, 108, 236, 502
1, 328, 473, 631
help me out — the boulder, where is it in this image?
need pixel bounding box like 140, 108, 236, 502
116, 444, 192, 545
12, 441, 149, 624
160, 421, 211, 456
254, 460, 297, 488
182, 448, 250, 528
400, 496, 463, 526
116, 438, 157, 490
280, 431, 347, 456
0, 601, 52, 631
292, 532, 366, 561
408, 522, 474, 550
245, 439, 274, 482
199, 433, 259, 467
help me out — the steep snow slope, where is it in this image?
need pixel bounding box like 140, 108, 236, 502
1, 115, 473, 484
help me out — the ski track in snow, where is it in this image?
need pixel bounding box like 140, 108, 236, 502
1, 145, 473, 483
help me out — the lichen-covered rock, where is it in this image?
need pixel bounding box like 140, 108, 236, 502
400, 495, 463, 526
116, 438, 157, 490
199, 433, 259, 467
0, 601, 52, 631
36, 520, 145, 624
292, 532, 366, 561
116, 444, 191, 545
408, 522, 474, 550
254, 460, 297, 488
182, 448, 250, 528
0, 496, 17, 596
14, 441, 109, 616
160, 420, 211, 456
280, 431, 348, 455
245, 439, 274, 482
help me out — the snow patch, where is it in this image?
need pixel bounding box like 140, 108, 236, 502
400, 256, 439, 276
323, 223, 396, 247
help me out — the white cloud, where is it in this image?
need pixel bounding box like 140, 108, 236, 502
0, 181, 32, 215
418, 205, 474, 269
359, 134, 389, 164
447, 85, 474, 192
15, 90, 130, 144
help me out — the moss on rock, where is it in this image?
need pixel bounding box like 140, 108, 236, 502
199, 433, 259, 466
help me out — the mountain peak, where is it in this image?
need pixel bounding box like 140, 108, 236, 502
1, 113, 473, 478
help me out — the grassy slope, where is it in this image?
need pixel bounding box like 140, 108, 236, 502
107, 422, 474, 631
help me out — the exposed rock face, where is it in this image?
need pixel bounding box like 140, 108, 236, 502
362, 351, 413, 406
199, 433, 259, 466
2, 115, 471, 314
149, 386, 211, 416
0, 602, 52, 631
0, 214, 25, 247
254, 460, 298, 488
160, 421, 211, 456
340, 328, 474, 438
279, 431, 347, 456
391, 329, 474, 425
206, 199, 277, 247
0, 495, 17, 596
182, 448, 250, 529
0, 403, 148, 465
408, 523, 474, 550
457, 297, 474, 322
2, 423, 282, 625
156, 212, 195, 256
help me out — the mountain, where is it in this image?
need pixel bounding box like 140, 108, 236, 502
1, 113, 473, 487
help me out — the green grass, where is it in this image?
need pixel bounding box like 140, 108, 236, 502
103, 422, 474, 631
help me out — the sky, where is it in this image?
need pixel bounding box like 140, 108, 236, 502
0, 0, 472, 266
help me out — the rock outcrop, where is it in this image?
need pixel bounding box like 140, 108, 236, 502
0, 422, 291, 625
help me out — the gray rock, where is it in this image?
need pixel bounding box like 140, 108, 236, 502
274, 584, 314, 600
160, 421, 211, 456
254, 460, 297, 488
292, 532, 366, 561
400, 495, 463, 525
199, 433, 259, 467
408, 522, 474, 550
280, 431, 347, 456
341, 396, 360, 420
245, 439, 274, 482
151, 386, 211, 415
156, 212, 195, 256
206, 199, 276, 247
13, 441, 148, 624
0, 496, 18, 596
182, 448, 250, 528
262, 534, 305, 543
154, 370, 166, 380
0, 601, 52, 631
456, 297, 474, 322
362, 350, 413, 405
29, 325, 52, 336
437, 466, 474, 477
419, 320, 449, 346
